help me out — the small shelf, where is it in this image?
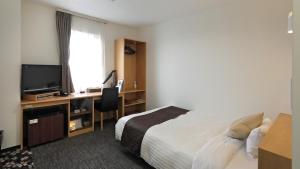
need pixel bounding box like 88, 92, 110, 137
69, 126, 93, 137
122, 89, 145, 94
125, 111, 140, 116
124, 100, 146, 107
70, 126, 92, 132
70, 111, 91, 117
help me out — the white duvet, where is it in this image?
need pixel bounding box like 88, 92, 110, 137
115, 107, 245, 169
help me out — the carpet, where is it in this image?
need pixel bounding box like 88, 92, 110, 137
0, 149, 34, 169
31, 121, 153, 169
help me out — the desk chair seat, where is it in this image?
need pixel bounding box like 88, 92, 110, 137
94, 87, 119, 130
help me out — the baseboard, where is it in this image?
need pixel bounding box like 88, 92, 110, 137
1, 145, 21, 153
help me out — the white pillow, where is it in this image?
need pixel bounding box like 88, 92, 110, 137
246, 118, 272, 158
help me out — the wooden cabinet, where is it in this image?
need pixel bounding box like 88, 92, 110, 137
258, 113, 292, 169
27, 113, 64, 147
115, 39, 146, 115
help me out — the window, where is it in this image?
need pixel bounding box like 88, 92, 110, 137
69, 16, 105, 92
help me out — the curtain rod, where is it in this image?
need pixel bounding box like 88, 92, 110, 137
56, 8, 108, 24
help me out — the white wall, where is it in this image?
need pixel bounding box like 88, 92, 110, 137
22, 0, 59, 65
0, 0, 21, 149
139, 0, 292, 119
293, 0, 300, 167
22, 0, 138, 75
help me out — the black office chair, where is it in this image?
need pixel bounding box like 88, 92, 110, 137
94, 87, 119, 130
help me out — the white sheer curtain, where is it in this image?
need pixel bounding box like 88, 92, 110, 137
69, 16, 105, 92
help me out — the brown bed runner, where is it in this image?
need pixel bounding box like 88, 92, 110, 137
121, 106, 189, 156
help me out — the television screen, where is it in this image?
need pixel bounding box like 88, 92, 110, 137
21, 64, 62, 94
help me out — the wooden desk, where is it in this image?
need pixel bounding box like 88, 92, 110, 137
20, 92, 125, 149
258, 113, 292, 169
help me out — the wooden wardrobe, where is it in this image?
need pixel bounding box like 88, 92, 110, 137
115, 38, 146, 116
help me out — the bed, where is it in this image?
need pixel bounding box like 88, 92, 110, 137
115, 106, 258, 169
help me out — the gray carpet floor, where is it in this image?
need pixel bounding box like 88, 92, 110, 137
31, 121, 153, 169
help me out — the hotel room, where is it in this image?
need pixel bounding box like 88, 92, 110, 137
0, 0, 299, 169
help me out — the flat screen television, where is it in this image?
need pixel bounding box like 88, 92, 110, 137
21, 64, 62, 95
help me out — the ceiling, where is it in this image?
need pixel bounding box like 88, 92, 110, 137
32, 0, 228, 27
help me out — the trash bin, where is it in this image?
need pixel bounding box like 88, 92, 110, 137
0, 130, 3, 150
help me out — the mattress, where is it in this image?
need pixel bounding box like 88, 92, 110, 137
116, 107, 258, 169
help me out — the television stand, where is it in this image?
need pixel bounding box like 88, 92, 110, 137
24, 91, 60, 101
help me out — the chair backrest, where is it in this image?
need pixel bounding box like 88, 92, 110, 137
101, 87, 119, 112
